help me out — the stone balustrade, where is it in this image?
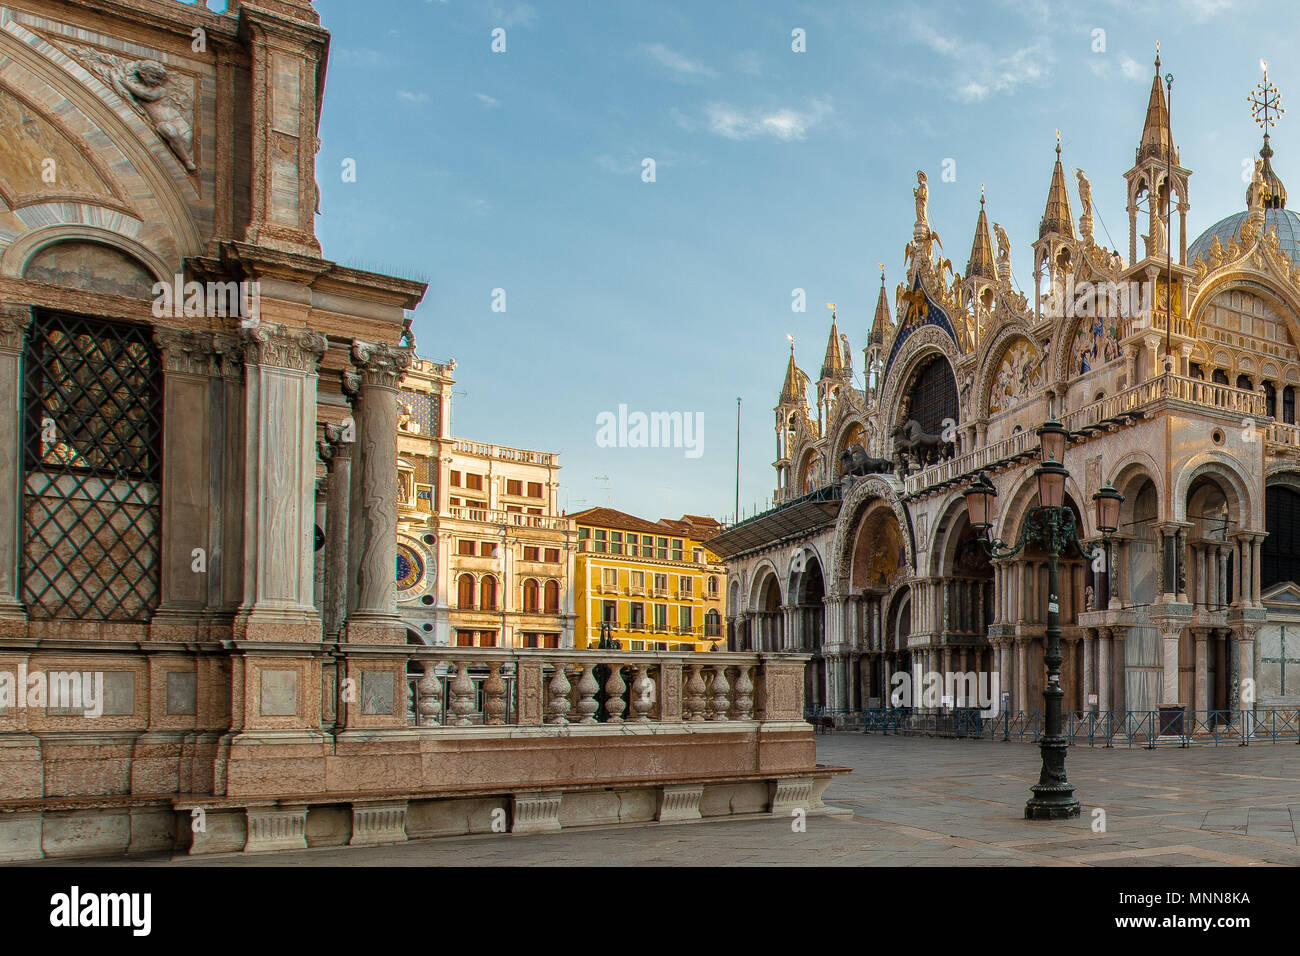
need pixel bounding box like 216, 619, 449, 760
905, 372, 1270, 497
402, 649, 804, 728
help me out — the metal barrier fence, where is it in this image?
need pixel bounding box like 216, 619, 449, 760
805, 707, 1300, 747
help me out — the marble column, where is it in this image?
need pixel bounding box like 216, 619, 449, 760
344, 340, 412, 643
1214, 629, 1227, 711
0, 306, 32, 627
1111, 626, 1127, 711
319, 424, 353, 640
1097, 627, 1111, 711
1082, 628, 1096, 709
233, 323, 328, 643
1193, 627, 1208, 714
1237, 622, 1259, 709
1015, 638, 1027, 710
1158, 621, 1182, 706
1252, 536, 1264, 606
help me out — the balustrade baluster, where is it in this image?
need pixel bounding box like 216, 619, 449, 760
574, 664, 600, 723
604, 662, 627, 722
546, 662, 572, 724
732, 665, 754, 719
709, 665, 731, 721
685, 664, 708, 721
629, 665, 655, 721
449, 663, 476, 727
483, 662, 507, 725
417, 660, 443, 726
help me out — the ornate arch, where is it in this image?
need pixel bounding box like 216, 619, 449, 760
977, 325, 1047, 421
0, 19, 201, 267
1173, 452, 1259, 529
1190, 269, 1300, 359
879, 326, 961, 434
827, 412, 871, 469
992, 466, 1089, 542
830, 474, 913, 597
747, 558, 784, 612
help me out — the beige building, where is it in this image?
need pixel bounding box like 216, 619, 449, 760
395, 359, 576, 647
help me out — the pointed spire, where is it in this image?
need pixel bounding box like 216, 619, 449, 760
1138, 45, 1174, 163
1039, 132, 1075, 239
780, 339, 808, 406
820, 306, 847, 380
966, 185, 998, 280
868, 266, 892, 346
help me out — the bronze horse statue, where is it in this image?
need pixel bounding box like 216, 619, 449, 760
840, 443, 893, 478
889, 419, 949, 469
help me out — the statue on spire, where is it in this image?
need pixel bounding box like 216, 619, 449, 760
1075, 169, 1095, 245
913, 170, 929, 238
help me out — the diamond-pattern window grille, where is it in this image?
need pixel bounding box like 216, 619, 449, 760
21, 312, 162, 621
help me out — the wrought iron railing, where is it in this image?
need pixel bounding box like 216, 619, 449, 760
836, 708, 1300, 747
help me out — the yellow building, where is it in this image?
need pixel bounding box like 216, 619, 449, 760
571, 508, 726, 651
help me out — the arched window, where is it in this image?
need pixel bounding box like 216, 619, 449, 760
906, 356, 958, 435
1286, 386, 1296, 425
457, 573, 475, 609
543, 579, 560, 613
1237, 374, 1253, 391
480, 575, 497, 610
1212, 368, 1229, 385
705, 609, 721, 637
523, 578, 540, 613
707, 575, 719, 596
1264, 382, 1278, 419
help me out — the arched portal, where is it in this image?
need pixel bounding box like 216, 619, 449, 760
785, 552, 827, 709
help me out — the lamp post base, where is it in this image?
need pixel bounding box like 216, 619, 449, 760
1025, 734, 1079, 819
1025, 793, 1081, 820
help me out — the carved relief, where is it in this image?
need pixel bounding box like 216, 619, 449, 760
66, 45, 197, 172
241, 323, 327, 373
153, 326, 221, 376
351, 340, 413, 389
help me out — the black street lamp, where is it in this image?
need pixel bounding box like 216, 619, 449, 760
963, 417, 1122, 820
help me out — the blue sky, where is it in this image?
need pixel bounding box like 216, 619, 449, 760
308, 0, 1289, 523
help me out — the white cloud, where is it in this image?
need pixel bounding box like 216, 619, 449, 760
640, 42, 716, 78
1119, 55, 1144, 79
396, 90, 430, 105
474, 92, 500, 107
702, 99, 832, 142
901, 13, 1051, 102
1177, 0, 1234, 22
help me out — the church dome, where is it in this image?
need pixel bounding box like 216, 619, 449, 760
1188, 207, 1300, 267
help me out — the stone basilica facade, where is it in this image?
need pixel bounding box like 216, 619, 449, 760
710, 55, 1300, 719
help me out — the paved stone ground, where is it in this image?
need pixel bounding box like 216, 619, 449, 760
37, 734, 1300, 866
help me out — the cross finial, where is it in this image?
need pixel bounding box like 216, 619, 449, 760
878, 263, 886, 285
1055, 129, 1061, 155
1250, 62, 1285, 140
1155, 41, 1160, 70
980, 182, 986, 205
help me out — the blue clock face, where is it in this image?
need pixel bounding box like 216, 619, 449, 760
396, 544, 424, 591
